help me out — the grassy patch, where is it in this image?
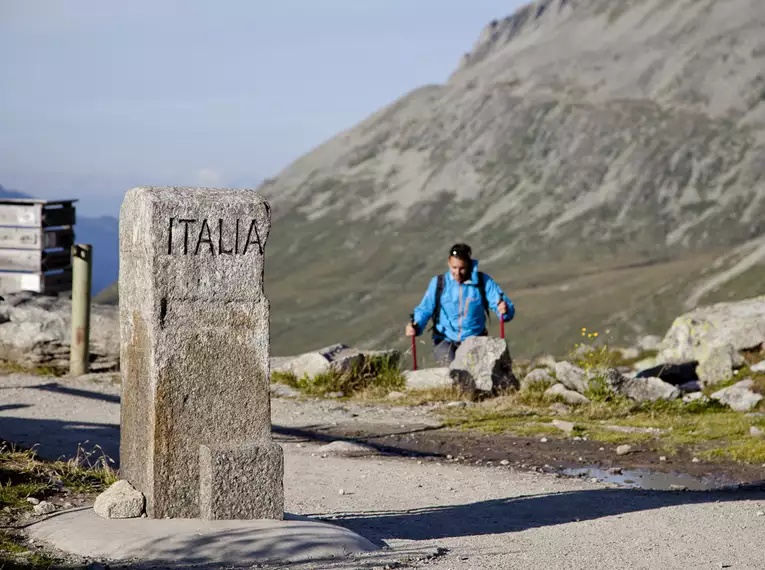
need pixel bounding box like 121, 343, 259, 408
0, 361, 61, 377
440, 388, 765, 463
0, 441, 117, 512
0, 529, 57, 569
272, 354, 405, 399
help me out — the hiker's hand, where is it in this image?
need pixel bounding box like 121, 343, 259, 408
405, 323, 416, 337
497, 300, 508, 315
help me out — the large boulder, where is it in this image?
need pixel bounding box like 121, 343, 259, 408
0, 291, 119, 373
448, 337, 518, 394
659, 295, 765, 363
710, 379, 764, 412
603, 369, 681, 402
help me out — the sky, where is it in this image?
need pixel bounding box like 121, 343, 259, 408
0, 0, 523, 217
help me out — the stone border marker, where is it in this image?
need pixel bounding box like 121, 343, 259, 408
119, 186, 283, 519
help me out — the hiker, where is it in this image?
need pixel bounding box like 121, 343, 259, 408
405, 243, 515, 365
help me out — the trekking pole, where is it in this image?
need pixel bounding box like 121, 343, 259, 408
409, 313, 418, 371
499, 300, 505, 340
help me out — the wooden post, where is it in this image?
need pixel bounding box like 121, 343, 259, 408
70, 244, 92, 375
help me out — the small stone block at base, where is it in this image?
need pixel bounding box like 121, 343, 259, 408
199, 442, 284, 520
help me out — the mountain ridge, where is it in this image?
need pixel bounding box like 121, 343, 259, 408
255, 0, 765, 359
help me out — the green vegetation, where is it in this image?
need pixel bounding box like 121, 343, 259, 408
438, 378, 765, 463
0, 441, 117, 569
0, 441, 117, 512
0, 361, 63, 378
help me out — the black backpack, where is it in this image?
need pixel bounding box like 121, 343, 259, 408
429, 272, 491, 337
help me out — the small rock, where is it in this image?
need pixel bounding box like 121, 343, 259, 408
552, 420, 576, 434
446, 454, 453, 460
711, 380, 763, 412
386, 391, 406, 400
751, 361, 765, 373
26, 497, 40, 505
609, 467, 623, 475
540, 437, 548, 443
325, 391, 344, 399
616, 445, 632, 456
62, 502, 74, 509
670, 484, 688, 491
756, 510, 765, 517
94, 480, 145, 519
545, 383, 591, 405
692, 457, 700, 463
659, 456, 667, 461
33, 501, 56, 515
316, 441, 380, 457
338, 489, 345, 496
500, 459, 510, 466
446, 401, 468, 408
549, 402, 572, 415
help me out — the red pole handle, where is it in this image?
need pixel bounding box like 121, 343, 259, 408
409, 313, 417, 370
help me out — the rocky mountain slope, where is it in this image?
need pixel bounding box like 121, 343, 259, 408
254, 0, 765, 361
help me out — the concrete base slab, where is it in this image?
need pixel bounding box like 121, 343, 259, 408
27, 509, 379, 566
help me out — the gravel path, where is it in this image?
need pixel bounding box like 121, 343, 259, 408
2, 372, 765, 569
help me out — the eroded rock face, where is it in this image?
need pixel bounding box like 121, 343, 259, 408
0, 291, 119, 373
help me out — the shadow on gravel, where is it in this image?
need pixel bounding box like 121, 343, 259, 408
0, 415, 119, 463
319, 485, 765, 542
272, 424, 443, 458
30, 381, 121, 404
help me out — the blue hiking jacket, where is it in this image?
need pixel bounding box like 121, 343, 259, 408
412, 260, 515, 343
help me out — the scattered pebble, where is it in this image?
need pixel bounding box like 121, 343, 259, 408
500, 460, 510, 466
573, 436, 583, 441
659, 456, 667, 462
616, 445, 632, 456
338, 489, 345, 496
540, 437, 548, 443
26, 497, 40, 505
599, 447, 605, 451
446, 401, 467, 408
609, 467, 623, 475
692, 457, 701, 463
756, 511, 764, 517
446, 454, 453, 460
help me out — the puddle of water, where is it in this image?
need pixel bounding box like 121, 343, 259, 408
561, 466, 736, 491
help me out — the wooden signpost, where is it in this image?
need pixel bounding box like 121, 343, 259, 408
0, 199, 78, 296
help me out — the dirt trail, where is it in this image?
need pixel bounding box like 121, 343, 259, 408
2, 372, 765, 569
